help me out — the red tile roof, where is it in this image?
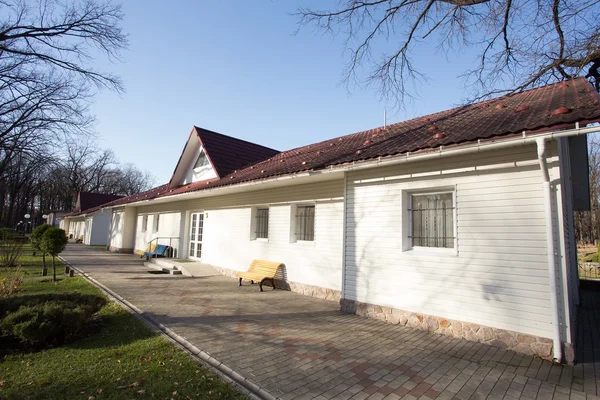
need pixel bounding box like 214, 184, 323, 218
66, 192, 124, 216
196, 127, 280, 178
77, 192, 123, 212
99, 184, 170, 209
102, 77, 600, 207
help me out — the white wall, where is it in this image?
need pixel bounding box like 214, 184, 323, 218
84, 217, 92, 244
109, 210, 125, 249
88, 210, 111, 246
201, 201, 343, 290
70, 218, 85, 239
134, 180, 344, 290
109, 207, 138, 251
134, 212, 182, 254
344, 143, 567, 340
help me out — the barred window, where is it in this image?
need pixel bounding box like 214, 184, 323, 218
295, 205, 315, 241
255, 208, 269, 239
410, 193, 454, 248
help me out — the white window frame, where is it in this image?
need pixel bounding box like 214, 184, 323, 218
405, 188, 457, 254
291, 204, 316, 243
153, 214, 160, 233
141, 215, 148, 232
193, 148, 210, 170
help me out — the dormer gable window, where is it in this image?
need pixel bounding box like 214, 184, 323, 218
194, 150, 210, 169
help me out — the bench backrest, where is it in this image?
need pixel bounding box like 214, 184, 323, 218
155, 244, 169, 255
248, 259, 282, 276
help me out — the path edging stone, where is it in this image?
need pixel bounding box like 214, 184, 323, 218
59, 255, 277, 400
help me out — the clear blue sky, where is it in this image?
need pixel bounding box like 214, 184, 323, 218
91, 0, 477, 185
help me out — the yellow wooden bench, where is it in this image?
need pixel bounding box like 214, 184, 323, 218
236, 260, 282, 292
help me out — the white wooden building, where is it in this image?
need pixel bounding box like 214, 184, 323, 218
99, 78, 600, 363
61, 192, 122, 246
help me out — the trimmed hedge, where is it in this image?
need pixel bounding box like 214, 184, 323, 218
582, 252, 600, 263
0, 228, 13, 240
0, 294, 106, 348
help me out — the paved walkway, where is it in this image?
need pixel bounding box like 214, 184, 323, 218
61, 245, 600, 400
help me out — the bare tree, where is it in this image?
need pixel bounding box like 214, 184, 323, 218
0, 142, 155, 228
296, 0, 600, 106
104, 163, 155, 196
575, 135, 600, 243
0, 0, 126, 175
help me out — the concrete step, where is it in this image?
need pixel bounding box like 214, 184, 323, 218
144, 259, 183, 275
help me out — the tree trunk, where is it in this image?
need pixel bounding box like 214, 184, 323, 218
52, 256, 56, 282
42, 253, 46, 269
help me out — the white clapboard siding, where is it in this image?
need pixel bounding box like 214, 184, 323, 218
88, 210, 111, 246
134, 214, 151, 251
134, 180, 344, 290
344, 143, 563, 338
109, 210, 124, 249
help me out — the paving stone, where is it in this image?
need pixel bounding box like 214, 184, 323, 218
61, 246, 600, 400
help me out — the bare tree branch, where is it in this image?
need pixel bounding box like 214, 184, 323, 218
296, 0, 600, 106
0, 0, 126, 179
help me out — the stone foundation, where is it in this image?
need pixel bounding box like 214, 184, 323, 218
286, 281, 341, 302
108, 246, 133, 254
340, 299, 574, 364
212, 266, 341, 302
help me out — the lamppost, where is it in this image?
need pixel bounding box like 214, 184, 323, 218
24, 214, 30, 234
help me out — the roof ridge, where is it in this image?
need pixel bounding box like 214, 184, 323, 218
274, 77, 591, 157
194, 126, 280, 153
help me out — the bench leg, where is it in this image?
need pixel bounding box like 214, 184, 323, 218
259, 278, 265, 292
238, 277, 242, 286
271, 278, 276, 290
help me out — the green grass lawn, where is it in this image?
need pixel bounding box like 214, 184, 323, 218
0, 273, 245, 399
0, 243, 64, 278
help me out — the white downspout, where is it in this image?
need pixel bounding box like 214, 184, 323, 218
536, 138, 563, 363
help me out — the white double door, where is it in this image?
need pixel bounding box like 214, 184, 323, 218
188, 212, 204, 260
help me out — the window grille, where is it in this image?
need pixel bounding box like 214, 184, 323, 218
190, 214, 196, 241
189, 213, 204, 258
409, 193, 454, 248
295, 205, 315, 241
255, 208, 269, 239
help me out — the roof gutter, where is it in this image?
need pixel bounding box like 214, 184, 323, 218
105, 122, 600, 209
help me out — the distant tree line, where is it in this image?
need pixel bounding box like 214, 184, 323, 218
0, 141, 154, 229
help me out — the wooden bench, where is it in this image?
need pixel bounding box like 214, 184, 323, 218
236, 260, 282, 292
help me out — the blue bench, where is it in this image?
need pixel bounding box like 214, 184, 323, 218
142, 244, 172, 259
